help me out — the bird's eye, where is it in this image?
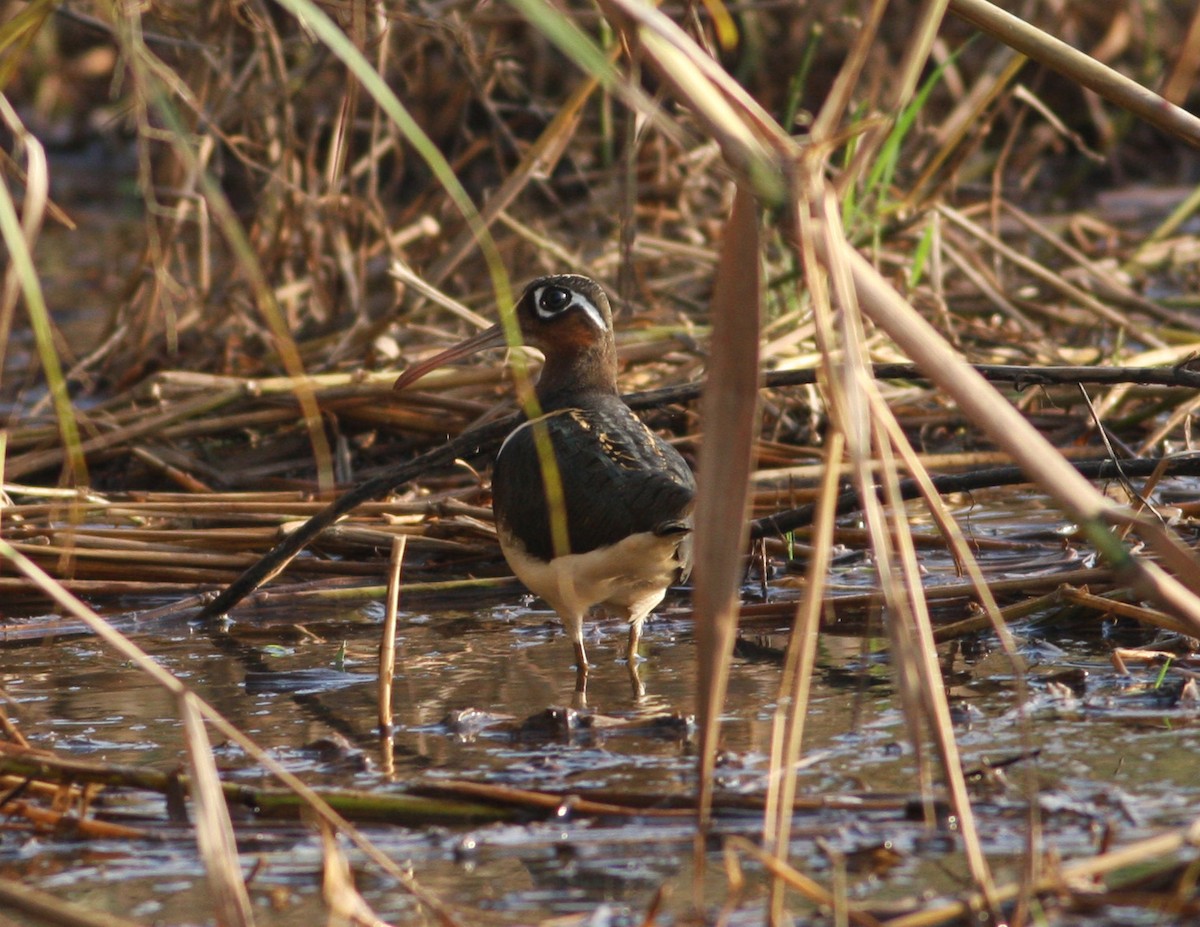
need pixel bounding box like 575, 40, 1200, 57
539, 286, 572, 315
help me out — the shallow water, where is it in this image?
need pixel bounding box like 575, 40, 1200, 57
1, 493, 1198, 923
4, 500, 1200, 927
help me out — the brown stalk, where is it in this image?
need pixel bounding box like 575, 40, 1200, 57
5, 388, 243, 481
933, 227, 1045, 333
870, 398, 1044, 911
764, 428, 841, 926
1137, 393, 1200, 454
112, 4, 337, 492
690, 186, 762, 893
905, 52, 1028, 210
729, 836, 886, 927
820, 0, 951, 202
817, 228, 1200, 633
0, 875, 150, 927
882, 815, 1200, 927
320, 819, 391, 927
181, 693, 255, 927
595, 0, 787, 198
378, 535, 406, 735
875, 428, 1003, 908
947, 0, 1200, 148
423, 63, 606, 287
1000, 201, 1194, 332
938, 204, 1166, 346
826, 193, 1001, 913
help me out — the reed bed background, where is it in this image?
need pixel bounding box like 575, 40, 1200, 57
3, 1, 1200, 925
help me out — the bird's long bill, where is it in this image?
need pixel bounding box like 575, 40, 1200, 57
393, 323, 510, 390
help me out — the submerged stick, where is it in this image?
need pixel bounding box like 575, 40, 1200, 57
633, 362, 1200, 411
195, 415, 517, 618
751, 455, 1200, 539
198, 364, 1200, 619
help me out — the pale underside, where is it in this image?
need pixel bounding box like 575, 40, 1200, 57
498, 525, 687, 667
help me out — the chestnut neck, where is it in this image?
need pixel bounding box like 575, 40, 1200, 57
535, 335, 619, 409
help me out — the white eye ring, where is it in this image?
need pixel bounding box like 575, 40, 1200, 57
532, 286, 606, 333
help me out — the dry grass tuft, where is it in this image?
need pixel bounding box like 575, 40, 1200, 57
5, 1, 1200, 924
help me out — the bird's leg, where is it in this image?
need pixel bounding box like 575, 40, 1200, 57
625, 618, 643, 665
625, 612, 648, 699
573, 663, 589, 710
565, 614, 589, 707
564, 611, 589, 671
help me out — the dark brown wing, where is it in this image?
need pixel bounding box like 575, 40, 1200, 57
492, 397, 695, 563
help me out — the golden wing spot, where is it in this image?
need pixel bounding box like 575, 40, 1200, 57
597, 431, 646, 469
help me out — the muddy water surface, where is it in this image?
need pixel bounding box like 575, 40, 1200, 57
4, 495, 1200, 927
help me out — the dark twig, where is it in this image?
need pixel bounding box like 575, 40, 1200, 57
198, 364, 1200, 618
750, 455, 1200, 539
627, 362, 1200, 411
196, 415, 518, 619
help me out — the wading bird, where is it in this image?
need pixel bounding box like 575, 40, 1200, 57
394, 275, 695, 697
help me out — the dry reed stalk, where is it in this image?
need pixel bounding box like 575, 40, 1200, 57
181, 693, 254, 927
4, 388, 243, 480
719, 568, 1129, 634
926, 590, 1069, 641
764, 430, 841, 923
1163, 5, 1200, 103
882, 813, 1200, 927
4, 496, 480, 526
905, 53, 1027, 210
1060, 587, 1199, 633
415, 780, 695, 818
130, 446, 213, 492
9, 543, 265, 569
0, 796, 151, 841
939, 203, 1165, 345
689, 188, 762, 888
948, 0, 1200, 146
0, 875, 151, 927
805, 189, 1000, 916
120, 3, 340, 491
936, 233, 1044, 332
0, 539, 463, 926
0, 743, 516, 826
1001, 202, 1194, 330
0, 97, 86, 489
1137, 392, 1200, 454
421, 65, 606, 287
873, 387, 1046, 915
730, 836, 886, 927
378, 535, 406, 735
823, 233, 1200, 628
319, 819, 391, 927
594, 0, 785, 201
769, 525, 1044, 554
0, 581, 204, 612
749, 442, 1122, 485
34, 527, 286, 549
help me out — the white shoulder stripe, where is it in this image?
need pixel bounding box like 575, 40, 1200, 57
496, 407, 583, 461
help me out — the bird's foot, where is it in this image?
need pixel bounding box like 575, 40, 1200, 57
627, 660, 645, 700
